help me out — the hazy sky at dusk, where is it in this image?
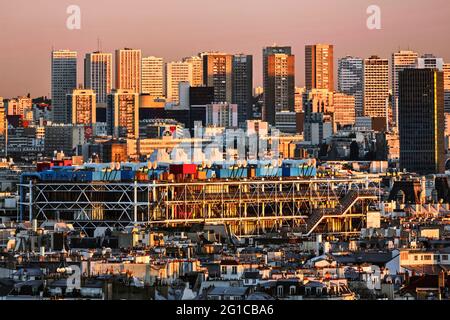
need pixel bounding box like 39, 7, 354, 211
1, 0, 450, 98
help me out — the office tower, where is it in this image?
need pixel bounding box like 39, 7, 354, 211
107, 89, 139, 139
294, 87, 306, 113
44, 124, 85, 157
303, 89, 334, 145
142, 56, 164, 97
333, 93, 356, 128
189, 87, 214, 106
398, 69, 445, 174
202, 53, 233, 103
416, 54, 444, 71
115, 48, 142, 93
444, 63, 450, 113
263, 46, 295, 126
84, 52, 112, 105
0, 97, 5, 135
66, 89, 96, 125
305, 44, 334, 91
338, 56, 364, 116
363, 55, 389, 118
166, 61, 192, 104
206, 103, 238, 128
303, 89, 334, 114
232, 54, 253, 126
51, 50, 77, 123
391, 50, 418, 126
183, 55, 203, 87
275, 111, 297, 134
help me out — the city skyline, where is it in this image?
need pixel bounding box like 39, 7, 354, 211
1, 0, 450, 97
3, 1, 450, 304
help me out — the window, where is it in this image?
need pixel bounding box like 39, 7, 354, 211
316, 288, 322, 296
221, 266, 227, 275
423, 255, 432, 261
277, 286, 284, 297
289, 286, 296, 295
442, 255, 449, 261
305, 287, 312, 296
232, 266, 238, 275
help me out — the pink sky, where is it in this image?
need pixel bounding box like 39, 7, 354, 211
1, 0, 449, 98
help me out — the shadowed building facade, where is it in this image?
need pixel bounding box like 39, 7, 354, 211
51, 50, 77, 123
399, 68, 445, 174
232, 54, 253, 126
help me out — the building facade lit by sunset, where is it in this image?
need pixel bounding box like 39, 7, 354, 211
202, 52, 233, 103
142, 56, 165, 98
66, 89, 96, 125
183, 55, 203, 87
166, 61, 192, 104
305, 44, 334, 91
84, 52, 113, 105
6, 96, 32, 119
0, 97, 5, 135
391, 50, 418, 126
363, 55, 389, 118
262, 46, 295, 126
333, 92, 356, 128
115, 48, 142, 94
443, 63, 450, 113
107, 89, 139, 139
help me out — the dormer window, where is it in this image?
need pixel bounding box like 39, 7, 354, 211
277, 285, 284, 297
289, 286, 296, 295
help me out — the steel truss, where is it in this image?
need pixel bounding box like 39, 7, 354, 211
19, 177, 381, 236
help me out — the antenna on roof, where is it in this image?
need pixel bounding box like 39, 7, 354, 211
97, 37, 102, 52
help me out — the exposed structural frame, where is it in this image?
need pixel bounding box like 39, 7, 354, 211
19, 177, 381, 236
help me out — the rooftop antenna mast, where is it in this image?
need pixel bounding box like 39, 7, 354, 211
97, 37, 102, 52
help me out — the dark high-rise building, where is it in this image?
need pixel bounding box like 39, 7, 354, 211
51, 50, 77, 123
398, 69, 445, 174
263, 46, 295, 126
189, 86, 214, 106
232, 54, 253, 126
101, 140, 128, 163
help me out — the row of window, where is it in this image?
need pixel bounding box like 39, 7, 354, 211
413, 254, 449, 261
221, 266, 238, 275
